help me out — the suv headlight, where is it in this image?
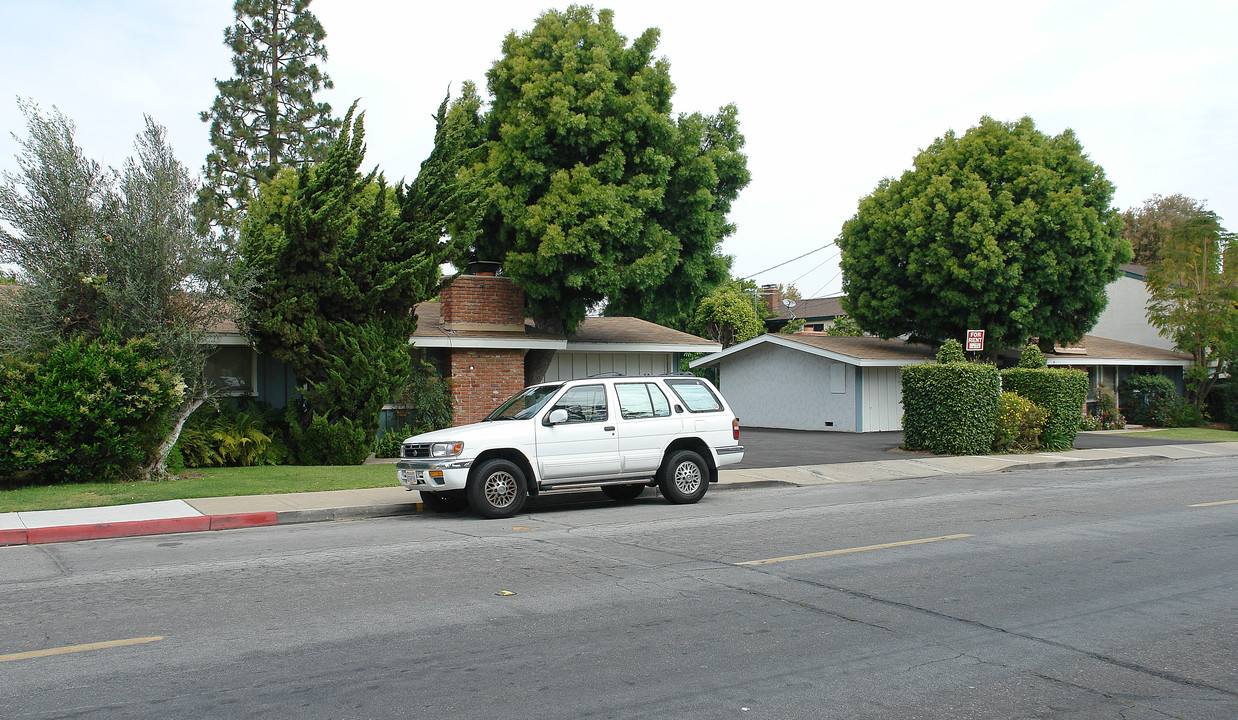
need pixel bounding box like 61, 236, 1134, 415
431, 441, 464, 457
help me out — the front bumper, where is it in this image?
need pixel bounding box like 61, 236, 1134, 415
395, 458, 473, 491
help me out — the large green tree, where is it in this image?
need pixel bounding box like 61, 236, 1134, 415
688, 280, 764, 348
198, 0, 341, 235
461, 6, 749, 338
1144, 211, 1237, 410
0, 100, 243, 478
838, 116, 1130, 352
1122, 193, 1211, 266
242, 104, 463, 464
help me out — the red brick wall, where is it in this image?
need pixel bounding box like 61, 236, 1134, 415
450, 349, 526, 426
440, 275, 526, 327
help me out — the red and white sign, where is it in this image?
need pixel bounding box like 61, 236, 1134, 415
965, 329, 985, 352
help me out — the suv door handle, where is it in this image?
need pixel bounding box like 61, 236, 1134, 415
604, 426, 616, 431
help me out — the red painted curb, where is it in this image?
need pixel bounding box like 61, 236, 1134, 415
27, 516, 212, 545
0, 529, 29, 547
209, 512, 278, 530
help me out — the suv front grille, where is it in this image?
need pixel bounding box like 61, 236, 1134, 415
402, 443, 432, 459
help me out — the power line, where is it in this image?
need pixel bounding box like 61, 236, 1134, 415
809, 268, 844, 299
742, 241, 835, 280
788, 247, 841, 287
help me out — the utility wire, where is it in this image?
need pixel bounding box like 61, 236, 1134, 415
742, 241, 835, 280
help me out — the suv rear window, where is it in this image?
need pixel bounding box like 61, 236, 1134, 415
664, 378, 723, 413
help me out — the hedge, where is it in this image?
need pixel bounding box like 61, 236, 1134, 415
1000, 367, 1088, 451
902, 362, 1000, 455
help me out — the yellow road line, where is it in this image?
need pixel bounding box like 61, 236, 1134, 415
0, 636, 164, 663
1189, 499, 1238, 507
736, 534, 974, 566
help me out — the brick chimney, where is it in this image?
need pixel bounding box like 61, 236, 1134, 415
439, 274, 526, 332
760, 284, 781, 315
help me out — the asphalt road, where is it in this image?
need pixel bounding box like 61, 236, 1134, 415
2, 457, 1235, 719
732, 426, 1214, 468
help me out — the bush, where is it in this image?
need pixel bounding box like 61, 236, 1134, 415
375, 424, 414, 459
1017, 342, 1046, 369
993, 392, 1049, 452
902, 361, 1000, 455
936, 339, 966, 364
0, 336, 180, 485
286, 409, 371, 466
1000, 367, 1088, 451
175, 402, 286, 468
1118, 374, 1180, 427
1205, 378, 1238, 428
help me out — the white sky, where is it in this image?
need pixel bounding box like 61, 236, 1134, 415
3, 1, 1236, 298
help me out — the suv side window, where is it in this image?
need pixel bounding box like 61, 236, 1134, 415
616, 382, 672, 420
549, 384, 609, 423
664, 378, 723, 413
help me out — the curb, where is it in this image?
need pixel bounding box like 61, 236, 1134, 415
0, 512, 279, 547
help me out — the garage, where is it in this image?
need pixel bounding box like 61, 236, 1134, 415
689, 334, 935, 432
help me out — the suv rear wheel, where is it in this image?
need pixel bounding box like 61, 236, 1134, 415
658, 450, 709, 504
468, 459, 528, 519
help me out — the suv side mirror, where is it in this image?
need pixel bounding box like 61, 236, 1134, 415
546, 408, 569, 425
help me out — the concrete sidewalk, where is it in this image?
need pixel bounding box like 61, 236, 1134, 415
3, 441, 1236, 547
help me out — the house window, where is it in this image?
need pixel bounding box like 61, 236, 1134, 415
205, 345, 256, 395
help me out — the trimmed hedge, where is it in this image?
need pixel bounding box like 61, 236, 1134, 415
1000, 367, 1088, 451
902, 362, 1000, 455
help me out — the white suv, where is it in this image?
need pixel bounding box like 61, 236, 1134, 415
396, 374, 744, 518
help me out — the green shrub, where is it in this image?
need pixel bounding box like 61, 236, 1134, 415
0, 336, 180, 485
936, 339, 966, 364
1090, 387, 1126, 429
175, 402, 285, 468
1017, 342, 1046, 369
1118, 374, 1180, 427
375, 424, 413, 459
386, 361, 454, 436
1000, 367, 1088, 451
993, 392, 1049, 452
902, 361, 1000, 455
1205, 378, 1238, 428
1079, 414, 1103, 431
287, 409, 371, 466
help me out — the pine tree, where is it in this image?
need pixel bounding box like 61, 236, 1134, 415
198, 0, 341, 236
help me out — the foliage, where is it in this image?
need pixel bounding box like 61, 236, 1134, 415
1143, 210, 1237, 410
385, 360, 454, 436
0, 336, 180, 486
175, 402, 286, 468
242, 107, 456, 464
1017, 342, 1046, 369
197, 0, 341, 235
1118, 374, 1179, 427
374, 424, 413, 459
1000, 367, 1087, 451
936, 339, 966, 364
901, 361, 1000, 455
1205, 377, 1238, 428
824, 314, 863, 337
838, 116, 1129, 352
459, 6, 751, 333
689, 280, 764, 348
1122, 193, 1210, 265
1086, 387, 1126, 430
0, 100, 244, 478
993, 392, 1049, 452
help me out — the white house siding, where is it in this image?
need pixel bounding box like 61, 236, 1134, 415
715, 343, 857, 431
544, 352, 673, 381
1090, 275, 1173, 350
859, 366, 905, 432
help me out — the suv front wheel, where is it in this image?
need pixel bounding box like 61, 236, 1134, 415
658, 450, 709, 504
468, 459, 528, 519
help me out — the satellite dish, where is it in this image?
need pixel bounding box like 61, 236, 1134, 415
782, 299, 797, 308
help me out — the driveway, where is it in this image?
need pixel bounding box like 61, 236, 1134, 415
733, 427, 1212, 469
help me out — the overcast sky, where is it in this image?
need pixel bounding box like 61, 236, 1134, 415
3, 1, 1236, 298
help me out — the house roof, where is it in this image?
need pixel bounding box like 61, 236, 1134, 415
692, 332, 1192, 369
1044, 335, 1190, 366
691, 333, 937, 368
771, 296, 845, 323
412, 301, 721, 353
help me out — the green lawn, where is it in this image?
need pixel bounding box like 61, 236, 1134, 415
1120, 427, 1238, 442
0, 464, 398, 513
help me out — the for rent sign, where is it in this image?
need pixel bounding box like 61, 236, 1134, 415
965, 330, 985, 352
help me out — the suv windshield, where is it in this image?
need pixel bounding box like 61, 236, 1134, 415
486, 383, 563, 421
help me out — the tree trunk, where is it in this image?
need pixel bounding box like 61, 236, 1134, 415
141, 387, 209, 480
525, 315, 566, 385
